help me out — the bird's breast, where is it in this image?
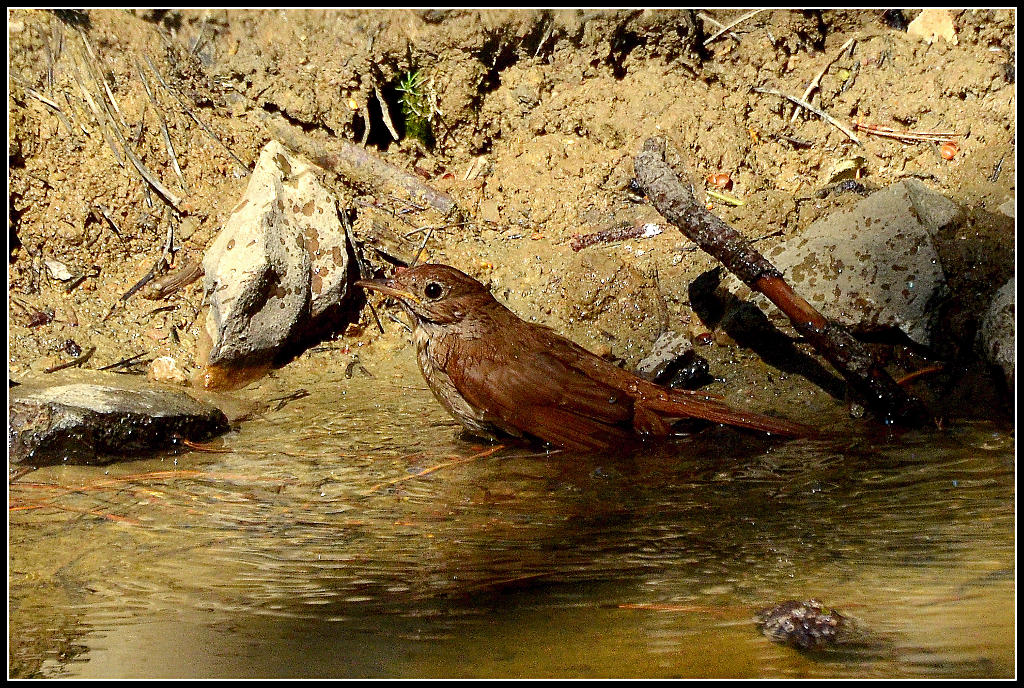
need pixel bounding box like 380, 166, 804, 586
412, 324, 500, 439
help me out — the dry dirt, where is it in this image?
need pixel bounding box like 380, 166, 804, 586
7, 9, 1017, 424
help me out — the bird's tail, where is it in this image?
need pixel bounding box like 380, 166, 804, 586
641, 389, 812, 438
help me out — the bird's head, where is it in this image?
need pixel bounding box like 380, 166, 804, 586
355, 264, 494, 325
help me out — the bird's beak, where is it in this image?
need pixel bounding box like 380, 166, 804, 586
354, 278, 421, 304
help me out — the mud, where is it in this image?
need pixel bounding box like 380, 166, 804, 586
8, 9, 1016, 425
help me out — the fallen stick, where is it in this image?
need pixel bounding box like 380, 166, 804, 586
633, 138, 927, 426
43, 346, 96, 374
260, 112, 459, 217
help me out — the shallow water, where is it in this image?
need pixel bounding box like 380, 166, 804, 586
8, 366, 1016, 678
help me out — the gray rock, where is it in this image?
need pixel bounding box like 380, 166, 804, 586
725, 180, 957, 348
202, 140, 350, 367
9, 376, 229, 465
978, 278, 1015, 391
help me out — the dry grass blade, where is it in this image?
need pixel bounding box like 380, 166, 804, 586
70, 58, 124, 165
80, 32, 129, 131
703, 9, 767, 46
136, 57, 189, 192
853, 121, 961, 143
73, 36, 184, 208
16, 81, 76, 136
142, 53, 249, 174
62, 91, 90, 135
121, 140, 185, 209
697, 11, 742, 43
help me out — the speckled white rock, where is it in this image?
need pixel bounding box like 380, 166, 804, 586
202, 140, 349, 366
724, 180, 957, 348
978, 278, 1015, 391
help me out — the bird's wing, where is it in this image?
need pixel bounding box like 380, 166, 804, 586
538, 328, 812, 438
446, 333, 636, 452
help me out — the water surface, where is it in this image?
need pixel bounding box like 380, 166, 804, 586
8, 365, 1015, 678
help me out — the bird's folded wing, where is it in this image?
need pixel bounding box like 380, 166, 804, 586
448, 340, 635, 452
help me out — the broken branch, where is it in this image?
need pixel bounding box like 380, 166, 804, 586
261, 112, 458, 217
633, 138, 927, 426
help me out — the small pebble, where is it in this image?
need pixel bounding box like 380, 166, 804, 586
148, 356, 188, 385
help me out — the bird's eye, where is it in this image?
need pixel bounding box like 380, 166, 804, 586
424, 282, 443, 299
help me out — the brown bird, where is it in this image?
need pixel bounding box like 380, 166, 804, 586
356, 264, 809, 452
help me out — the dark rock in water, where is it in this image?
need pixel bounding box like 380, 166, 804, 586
756, 599, 847, 651
978, 278, 1015, 392
658, 349, 713, 390
9, 378, 230, 465
636, 331, 713, 390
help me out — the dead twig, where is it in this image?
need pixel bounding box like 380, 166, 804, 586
97, 353, 151, 373
44, 346, 96, 374
633, 138, 927, 426
118, 223, 176, 302
374, 81, 401, 141
403, 221, 473, 238
341, 209, 385, 334
179, 439, 231, 453
409, 225, 435, 267
895, 365, 945, 387
754, 86, 862, 146
791, 38, 856, 123
93, 204, 126, 243
361, 445, 506, 496
853, 120, 961, 144
570, 222, 663, 252
267, 389, 310, 412
617, 603, 734, 617
261, 111, 458, 216
990, 154, 1005, 183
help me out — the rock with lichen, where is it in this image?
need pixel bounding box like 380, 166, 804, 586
201, 140, 351, 370
723, 180, 957, 349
